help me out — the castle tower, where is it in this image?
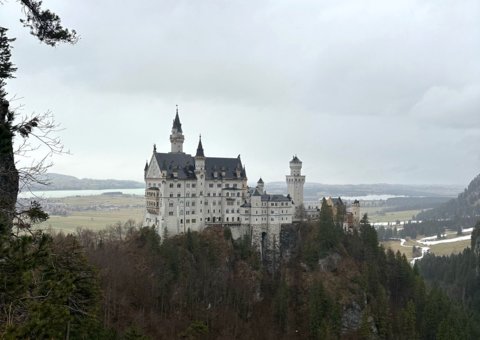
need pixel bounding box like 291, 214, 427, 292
352, 200, 360, 226
286, 155, 305, 207
170, 106, 185, 153
257, 178, 265, 194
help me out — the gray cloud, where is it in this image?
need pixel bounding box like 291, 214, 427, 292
1, 0, 480, 185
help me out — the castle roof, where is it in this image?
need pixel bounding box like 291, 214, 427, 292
153, 152, 247, 180
252, 188, 262, 196
261, 194, 291, 202
331, 197, 344, 206
291, 155, 301, 163
172, 108, 183, 133
257, 177, 264, 184
195, 137, 205, 158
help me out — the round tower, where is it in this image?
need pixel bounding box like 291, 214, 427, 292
170, 106, 185, 153
286, 155, 305, 206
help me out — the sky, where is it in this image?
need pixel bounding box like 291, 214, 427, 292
1, 0, 479, 185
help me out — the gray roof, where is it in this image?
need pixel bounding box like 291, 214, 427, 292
204, 157, 246, 180
153, 152, 247, 180
154, 152, 196, 179
331, 197, 344, 206
173, 111, 182, 133
195, 138, 205, 157
261, 194, 291, 202
291, 155, 301, 163
252, 188, 262, 196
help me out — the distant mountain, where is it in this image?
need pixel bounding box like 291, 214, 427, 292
416, 174, 480, 221
29, 173, 144, 191
264, 182, 462, 200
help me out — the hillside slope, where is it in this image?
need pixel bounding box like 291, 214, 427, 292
30, 173, 144, 191
417, 174, 480, 221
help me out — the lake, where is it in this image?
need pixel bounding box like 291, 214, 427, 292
18, 188, 145, 199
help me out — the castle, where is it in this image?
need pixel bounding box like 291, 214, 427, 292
143, 109, 307, 254
143, 109, 360, 256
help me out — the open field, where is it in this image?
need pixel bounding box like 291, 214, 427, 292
382, 237, 471, 262
41, 208, 144, 233
362, 206, 421, 223
38, 194, 144, 233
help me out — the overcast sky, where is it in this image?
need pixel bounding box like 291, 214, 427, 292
1, 0, 479, 185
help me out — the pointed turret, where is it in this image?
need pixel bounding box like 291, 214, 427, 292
172, 106, 183, 133
195, 135, 205, 158
144, 160, 149, 179
170, 105, 185, 153
195, 135, 205, 172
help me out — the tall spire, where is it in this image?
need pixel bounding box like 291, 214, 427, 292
196, 134, 205, 157
172, 105, 182, 133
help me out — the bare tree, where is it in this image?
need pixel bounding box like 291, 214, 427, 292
0, 2, 76, 235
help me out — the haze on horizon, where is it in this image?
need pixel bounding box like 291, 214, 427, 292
1, 0, 479, 186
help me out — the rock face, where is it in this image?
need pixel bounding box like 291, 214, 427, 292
279, 223, 300, 263
318, 252, 341, 272
342, 301, 363, 333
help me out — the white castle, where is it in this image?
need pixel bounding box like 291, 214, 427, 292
143, 109, 306, 254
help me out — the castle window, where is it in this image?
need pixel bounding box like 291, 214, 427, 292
186, 192, 190, 197
233, 184, 237, 188
177, 193, 181, 197
213, 193, 216, 197
217, 184, 221, 188
192, 202, 196, 207
192, 219, 196, 223
209, 183, 213, 188
186, 211, 189, 215
237, 192, 240, 197
226, 217, 229, 222
186, 219, 190, 223
226, 192, 229, 197
207, 193, 210, 197
177, 183, 181, 188
192, 193, 196, 197
226, 209, 229, 213
169, 211, 173, 216
186, 183, 190, 188
192, 184, 196, 188
169, 183, 173, 188
170, 193, 173, 197
200, 191, 203, 196
192, 210, 195, 214
169, 202, 174, 207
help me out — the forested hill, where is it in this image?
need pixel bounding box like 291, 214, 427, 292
417, 173, 480, 221
30, 173, 144, 191
2, 208, 476, 338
